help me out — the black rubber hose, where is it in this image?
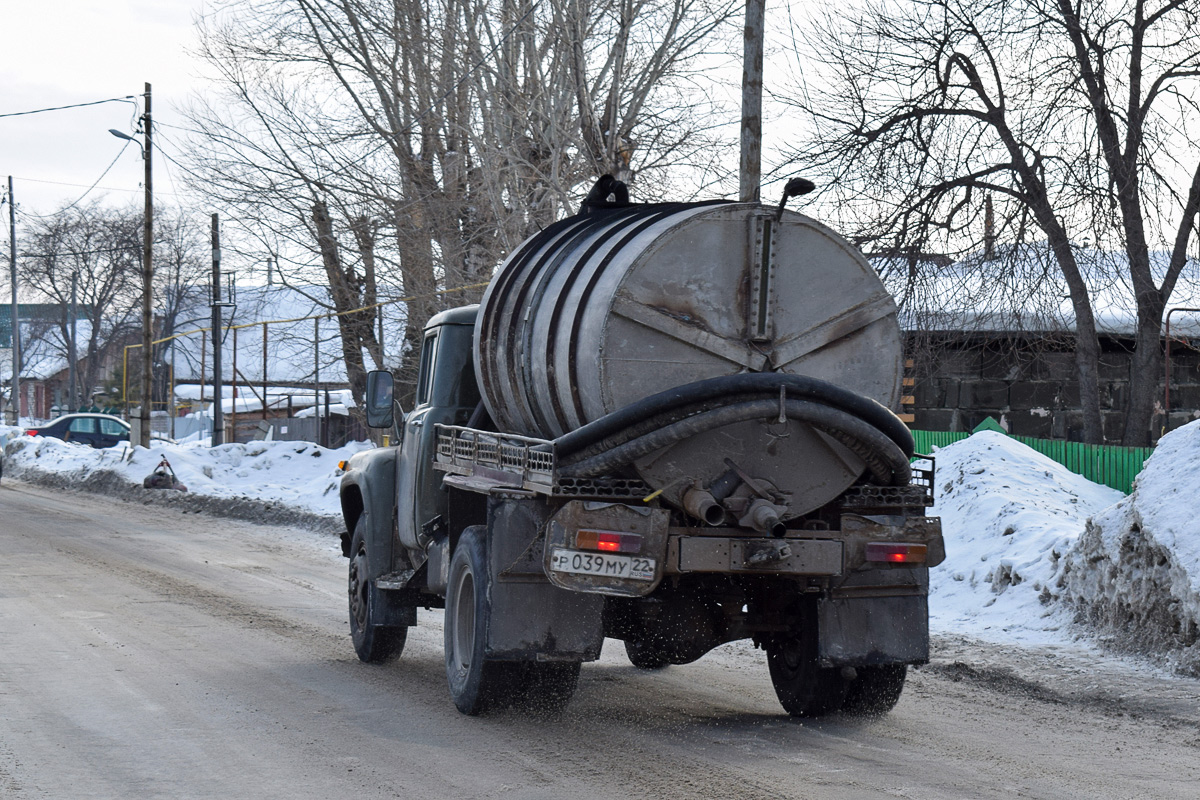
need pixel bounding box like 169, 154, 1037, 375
556, 398, 911, 486
558, 389, 908, 467
551, 373, 913, 459
558, 392, 777, 466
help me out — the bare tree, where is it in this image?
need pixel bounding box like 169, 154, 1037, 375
181, 0, 737, 405
153, 211, 214, 405
780, 0, 1200, 445
17, 201, 141, 405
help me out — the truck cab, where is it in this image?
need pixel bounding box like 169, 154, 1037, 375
395, 306, 480, 559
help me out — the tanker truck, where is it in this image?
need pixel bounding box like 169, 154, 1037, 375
338, 183, 944, 716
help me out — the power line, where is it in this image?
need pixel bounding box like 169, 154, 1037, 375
18, 141, 134, 219
0, 95, 138, 119
11, 175, 187, 199
14, 244, 140, 259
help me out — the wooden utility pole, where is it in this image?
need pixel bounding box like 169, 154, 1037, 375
138, 82, 154, 448
211, 213, 225, 446
7, 176, 18, 424
739, 0, 765, 203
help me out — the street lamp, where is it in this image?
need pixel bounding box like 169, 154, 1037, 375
109, 83, 153, 448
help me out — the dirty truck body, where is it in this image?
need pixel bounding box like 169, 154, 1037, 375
339, 200, 944, 716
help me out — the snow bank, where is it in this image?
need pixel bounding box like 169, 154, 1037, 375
1058, 422, 1200, 673
3, 431, 371, 518
927, 431, 1124, 645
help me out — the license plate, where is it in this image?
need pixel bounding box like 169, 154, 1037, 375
549, 548, 655, 581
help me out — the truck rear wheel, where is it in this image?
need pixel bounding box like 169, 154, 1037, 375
765, 612, 848, 718
444, 525, 521, 715
624, 639, 671, 670
348, 518, 408, 662
841, 664, 906, 716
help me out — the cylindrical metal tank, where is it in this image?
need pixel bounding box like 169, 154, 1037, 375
475, 201, 903, 517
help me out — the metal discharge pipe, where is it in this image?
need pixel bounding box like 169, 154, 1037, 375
682, 487, 726, 526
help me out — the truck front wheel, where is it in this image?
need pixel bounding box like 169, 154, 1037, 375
348, 517, 407, 662
444, 526, 518, 715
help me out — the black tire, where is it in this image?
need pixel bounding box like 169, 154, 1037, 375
765, 612, 848, 718
624, 638, 671, 670
348, 517, 407, 663
444, 526, 520, 715
841, 665, 907, 717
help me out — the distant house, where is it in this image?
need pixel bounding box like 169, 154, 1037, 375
1, 304, 101, 420
886, 243, 1200, 442
159, 284, 405, 444
165, 283, 404, 388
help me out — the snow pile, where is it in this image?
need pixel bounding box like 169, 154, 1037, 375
2, 428, 371, 518
1059, 422, 1200, 673
927, 431, 1124, 644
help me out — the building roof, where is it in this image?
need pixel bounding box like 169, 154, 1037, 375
880, 242, 1200, 337
163, 284, 407, 385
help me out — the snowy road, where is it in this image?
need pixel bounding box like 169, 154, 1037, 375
2, 481, 1197, 800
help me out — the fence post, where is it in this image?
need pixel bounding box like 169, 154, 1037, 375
231, 326, 238, 443
169, 356, 175, 440
199, 328, 206, 434
123, 345, 130, 423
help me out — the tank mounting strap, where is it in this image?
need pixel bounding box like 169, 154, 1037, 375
770, 293, 897, 369
612, 294, 769, 371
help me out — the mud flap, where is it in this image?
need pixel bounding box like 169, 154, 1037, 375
370, 582, 417, 628
485, 583, 604, 662
484, 494, 605, 662
816, 595, 929, 667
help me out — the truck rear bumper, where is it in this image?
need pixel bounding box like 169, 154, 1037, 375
669, 535, 844, 576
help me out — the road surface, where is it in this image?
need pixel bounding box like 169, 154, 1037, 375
1, 480, 1197, 799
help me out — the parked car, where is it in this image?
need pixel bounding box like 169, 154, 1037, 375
25, 413, 131, 449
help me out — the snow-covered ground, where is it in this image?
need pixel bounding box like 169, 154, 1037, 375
3, 420, 1198, 673
0, 425, 372, 519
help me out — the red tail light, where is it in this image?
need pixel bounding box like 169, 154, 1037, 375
575, 529, 642, 554
866, 542, 927, 564
25, 429, 38, 436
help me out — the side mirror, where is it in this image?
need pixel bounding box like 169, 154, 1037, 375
365, 370, 395, 429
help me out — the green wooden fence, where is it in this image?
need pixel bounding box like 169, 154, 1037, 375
911, 428, 1153, 495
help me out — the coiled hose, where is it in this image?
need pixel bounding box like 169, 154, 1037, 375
549, 374, 913, 486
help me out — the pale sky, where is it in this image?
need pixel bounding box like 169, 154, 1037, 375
1, 0, 212, 217
0, 1, 796, 223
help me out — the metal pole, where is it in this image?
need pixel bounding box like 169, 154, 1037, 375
169, 341, 175, 440
262, 322, 269, 421
68, 271, 77, 411
211, 214, 225, 446
139, 82, 153, 447
199, 328, 207, 436
378, 303, 385, 369
231, 326, 238, 443
738, 0, 765, 203
8, 176, 19, 424
314, 317, 321, 447
123, 346, 129, 421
